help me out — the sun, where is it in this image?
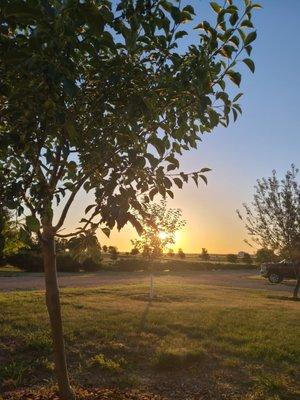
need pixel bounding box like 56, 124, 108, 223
158, 231, 168, 240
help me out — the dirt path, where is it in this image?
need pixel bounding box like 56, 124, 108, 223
0, 269, 295, 294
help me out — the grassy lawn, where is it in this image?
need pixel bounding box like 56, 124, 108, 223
0, 282, 299, 399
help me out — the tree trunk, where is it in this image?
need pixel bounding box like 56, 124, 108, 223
293, 264, 300, 299
42, 230, 75, 400
149, 273, 154, 300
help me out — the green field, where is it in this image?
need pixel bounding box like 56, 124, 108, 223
0, 282, 299, 399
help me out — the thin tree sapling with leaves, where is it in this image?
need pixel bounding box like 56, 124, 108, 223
0, 0, 260, 398
201, 247, 210, 260
238, 165, 300, 298
132, 200, 185, 299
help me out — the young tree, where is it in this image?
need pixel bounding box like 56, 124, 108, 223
132, 200, 185, 298
0, 1, 259, 397
200, 247, 210, 260
255, 248, 277, 264
130, 247, 139, 256
167, 248, 174, 257
238, 166, 300, 298
242, 252, 252, 264
108, 245, 118, 260
178, 248, 186, 259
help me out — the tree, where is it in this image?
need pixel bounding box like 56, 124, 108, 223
256, 248, 277, 264
242, 252, 252, 264
200, 247, 210, 261
238, 165, 300, 298
178, 248, 186, 259
108, 245, 118, 260
132, 200, 185, 298
130, 247, 139, 256
132, 200, 185, 257
167, 248, 174, 257
227, 254, 237, 263
0, 1, 259, 397
0, 208, 28, 260
67, 234, 102, 264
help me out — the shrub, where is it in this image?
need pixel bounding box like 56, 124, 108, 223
130, 248, 139, 255
227, 254, 237, 263
7, 252, 80, 272
167, 248, 174, 257
112, 258, 146, 271
109, 246, 118, 260
57, 254, 80, 272
7, 252, 43, 272
242, 252, 253, 264
256, 248, 277, 264
81, 258, 102, 272
89, 353, 124, 372
178, 248, 185, 259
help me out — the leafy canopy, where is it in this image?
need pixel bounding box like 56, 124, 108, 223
0, 0, 260, 240
238, 165, 300, 261
132, 199, 185, 258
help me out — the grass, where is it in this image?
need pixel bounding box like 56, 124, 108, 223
0, 281, 299, 399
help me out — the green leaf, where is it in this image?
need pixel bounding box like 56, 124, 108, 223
251, 3, 262, 10
200, 167, 212, 173
85, 204, 96, 214
243, 58, 255, 73
210, 2, 221, 14
241, 19, 254, 28
26, 215, 40, 233
199, 174, 208, 185
175, 31, 188, 40
183, 5, 195, 14
233, 93, 243, 102
233, 108, 238, 122
149, 187, 158, 201
173, 178, 183, 189
229, 12, 239, 26
244, 31, 257, 46
102, 227, 110, 238
226, 70, 241, 87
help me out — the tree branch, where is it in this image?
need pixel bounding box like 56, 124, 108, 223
54, 175, 88, 231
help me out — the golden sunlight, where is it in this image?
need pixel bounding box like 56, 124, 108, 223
158, 231, 168, 240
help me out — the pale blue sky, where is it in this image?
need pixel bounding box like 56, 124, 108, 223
63, 0, 300, 253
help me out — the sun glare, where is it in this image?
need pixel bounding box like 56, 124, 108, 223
158, 231, 168, 240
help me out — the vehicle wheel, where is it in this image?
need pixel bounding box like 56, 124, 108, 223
268, 273, 283, 284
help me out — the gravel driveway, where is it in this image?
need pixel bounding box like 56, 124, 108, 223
0, 269, 295, 294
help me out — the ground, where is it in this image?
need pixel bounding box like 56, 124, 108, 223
0, 271, 299, 400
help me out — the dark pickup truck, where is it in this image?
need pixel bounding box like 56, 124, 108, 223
260, 260, 298, 283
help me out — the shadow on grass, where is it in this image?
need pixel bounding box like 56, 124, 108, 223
138, 300, 151, 332
267, 295, 300, 302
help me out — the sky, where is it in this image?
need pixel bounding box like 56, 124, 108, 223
62, 0, 300, 254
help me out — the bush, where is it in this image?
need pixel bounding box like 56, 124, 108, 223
227, 254, 237, 263
130, 248, 139, 255
256, 248, 277, 264
57, 254, 80, 272
242, 252, 253, 264
7, 252, 81, 272
7, 253, 43, 272
108, 246, 118, 260
81, 258, 102, 272
112, 258, 147, 271
178, 248, 185, 259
